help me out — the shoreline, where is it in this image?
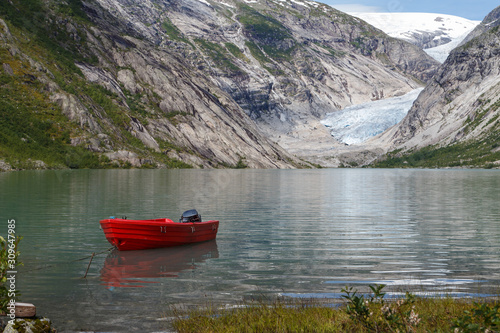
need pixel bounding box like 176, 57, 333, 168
171, 291, 500, 333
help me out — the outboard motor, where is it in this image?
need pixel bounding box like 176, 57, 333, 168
180, 209, 202, 223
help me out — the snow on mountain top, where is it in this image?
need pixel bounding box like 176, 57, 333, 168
348, 12, 480, 62
351, 12, 480, 42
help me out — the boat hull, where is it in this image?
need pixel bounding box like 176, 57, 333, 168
100, 218, 219, 251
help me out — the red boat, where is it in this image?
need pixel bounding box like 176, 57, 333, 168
100, 210, 219, 251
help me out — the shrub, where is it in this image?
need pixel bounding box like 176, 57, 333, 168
342, 284, 421, 332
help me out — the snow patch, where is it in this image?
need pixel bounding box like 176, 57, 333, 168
305, 1, 319, 8
321, 88, 424, 145
290, 0, 308, 7
194, 0, 212, 6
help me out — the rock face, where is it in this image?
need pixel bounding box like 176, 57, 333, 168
0, 0, 439, 169
84, 0, 438, 156
0, 0, 301, 169
460, 6, 500, 45
377, 6, 500, 153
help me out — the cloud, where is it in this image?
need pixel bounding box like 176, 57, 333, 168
330, 4, 383, 13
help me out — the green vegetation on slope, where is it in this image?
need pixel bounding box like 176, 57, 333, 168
224, 42, 248, 62
0, 0, 192, 169
237, 3, 297, 64
373, 132, 500, 169
162, 17, 192, 45
0, 49, 107, 169
194, 39, 246, 76
373, 95, 500, 169
0, 0, 96, 73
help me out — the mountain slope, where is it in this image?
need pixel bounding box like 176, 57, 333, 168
0, 0, 301, 169
373, 6, 500, 168
0, 0, 439, 169
89, 0, 439, 155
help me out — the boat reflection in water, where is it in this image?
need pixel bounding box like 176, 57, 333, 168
100, 240, 219, 288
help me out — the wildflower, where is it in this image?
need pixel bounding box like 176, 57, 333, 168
409, 309, 421, 326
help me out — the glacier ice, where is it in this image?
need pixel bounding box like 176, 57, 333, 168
321, 88, 424, 145
424, 29, 475, 63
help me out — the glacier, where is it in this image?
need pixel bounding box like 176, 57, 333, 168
321, 88, 424, 145
423, 29, 474, 63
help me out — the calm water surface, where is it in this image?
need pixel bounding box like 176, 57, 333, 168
0, 169, 499, 331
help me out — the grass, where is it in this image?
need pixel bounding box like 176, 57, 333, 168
171, 286, 500, 333
172, 299, 348, 333
244, 41, 283, 75
0, 50, 107, 168
162, 18, 183, 41
237, 3, 291, 44
0, 0, 97, 72
162, 18, 192, 46
225, 42, 248, 62
237, 3, 297, 63
194, 39, 246, 76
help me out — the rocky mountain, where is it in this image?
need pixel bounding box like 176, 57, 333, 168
460, 6, 500, 45
0, 0, 301, 169
0, 0, 439, 169
373, 6, 500, 168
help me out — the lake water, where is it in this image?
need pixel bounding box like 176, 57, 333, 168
0, 169, 499, 332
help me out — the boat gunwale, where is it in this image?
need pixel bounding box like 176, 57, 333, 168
100, 218, 219, 227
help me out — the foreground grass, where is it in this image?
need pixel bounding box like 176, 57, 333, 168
171, 287, 500, 332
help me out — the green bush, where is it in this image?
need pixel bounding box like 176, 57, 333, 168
342, 284, 420, 332
452, 302, 500, 332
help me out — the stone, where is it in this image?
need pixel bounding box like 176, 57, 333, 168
0, 160, 12, 172
2, 63, 14, 76
3, 317, 55, 333
15, 303, 36, 318
104, 150, 142, 167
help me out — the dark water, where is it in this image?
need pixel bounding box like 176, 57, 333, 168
0, 169, 499, 332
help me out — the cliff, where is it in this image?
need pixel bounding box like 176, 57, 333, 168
0, 0, 438, 169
